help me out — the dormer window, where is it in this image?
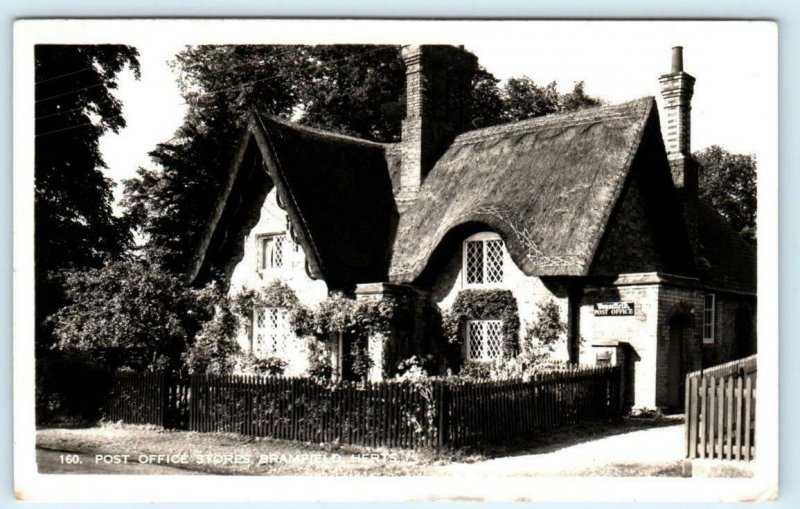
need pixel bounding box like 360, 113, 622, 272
463, 232, 505, 287
258, 233, 287, 272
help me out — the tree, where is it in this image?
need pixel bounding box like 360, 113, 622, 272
124, 45, 603, 277
50, 259, 218, 372
35, 45, 140, 352
694, 145, 757, 244
500, 77, 601, 122
123, 45, 404, 275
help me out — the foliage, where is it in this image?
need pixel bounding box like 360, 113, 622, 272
35, 350, 114, 425
231, 280, 301, 320
290, 293, 404, 381
394, 355, 435, 381
306, 339, 333, 381
123, 45, 404, 274
441, 289, 521, 360
694, 145, 757, 244
124, 44, 604, 277
234, 354, 287, 376
182, 298, 241, 375
515, 299, 570, 374
49, 258, 217, 372
35, 45, 140, 353
499, 77, 601, 123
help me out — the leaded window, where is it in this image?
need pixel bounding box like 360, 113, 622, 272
466, 319, 503, 361
253, 307, 290, 358
464, 233, 505, 286
258, 233, 286, 272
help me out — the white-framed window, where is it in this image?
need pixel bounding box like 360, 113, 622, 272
463, 232, 505, 286
258, 233, 288, 273
703, 294, 715, 344
253, 307, 290, 358
466, 319, 503, 361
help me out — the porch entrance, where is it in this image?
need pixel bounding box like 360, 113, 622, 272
666, 314, 687, 408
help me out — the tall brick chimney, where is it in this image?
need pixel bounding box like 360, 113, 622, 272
398, 45, 478, 204
659, 46, 698, 197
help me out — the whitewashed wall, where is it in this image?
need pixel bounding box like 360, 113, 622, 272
228, 187, 328, 375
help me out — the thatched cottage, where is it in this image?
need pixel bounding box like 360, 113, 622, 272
190, 45, 756, 410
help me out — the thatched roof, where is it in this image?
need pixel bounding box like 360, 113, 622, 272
687, 198, 757, 294
195, 96, 753, 295
388, 97, 658, 282
190, 113, 397, 288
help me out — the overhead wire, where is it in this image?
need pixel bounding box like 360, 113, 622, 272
35, 45, 389, 138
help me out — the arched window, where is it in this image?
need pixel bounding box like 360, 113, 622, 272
463, 231, 505, 287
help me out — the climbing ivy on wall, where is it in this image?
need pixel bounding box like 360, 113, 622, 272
442, 289, 521, 359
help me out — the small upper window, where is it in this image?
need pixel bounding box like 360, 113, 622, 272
703, 294, 715, 344
259, 233, 287, 272
464, 232, 505, 286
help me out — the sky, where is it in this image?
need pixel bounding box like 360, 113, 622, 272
95, 20, 777, 209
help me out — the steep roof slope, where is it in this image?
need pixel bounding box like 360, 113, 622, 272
389, 97, 659, 282
191, 113, 397, 288
687, 198, 757, 294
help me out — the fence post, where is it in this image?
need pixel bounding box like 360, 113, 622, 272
437, 383, 450, 450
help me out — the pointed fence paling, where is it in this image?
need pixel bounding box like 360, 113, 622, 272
685, 355, 757, 461
106, 364, 622, 449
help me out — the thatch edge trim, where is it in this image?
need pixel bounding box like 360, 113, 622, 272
251, 112, 327, 281
188, 118, 254, 284
256, 111, 389, 149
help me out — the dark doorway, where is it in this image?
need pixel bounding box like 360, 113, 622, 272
667, 314, 688, 408
735, 306, 755, 358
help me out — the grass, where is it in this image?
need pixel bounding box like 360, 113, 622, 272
36, 416, 686, 477
37, 422, 445, 476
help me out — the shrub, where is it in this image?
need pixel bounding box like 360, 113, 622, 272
49, 258, 217, 372
182, 298, 241, 375
442, 289, 521, 362
306, 338, 333, 380
394, 354, 434, 381
234, 354, 287, 376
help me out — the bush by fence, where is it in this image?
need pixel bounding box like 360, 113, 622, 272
685, 355, 756, 461
106, 365, 621, 449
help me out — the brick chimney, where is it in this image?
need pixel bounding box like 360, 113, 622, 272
398, 45, 478, 204
659, 46, 698, 197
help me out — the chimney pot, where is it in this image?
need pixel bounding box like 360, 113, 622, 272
671, 46, 684, 73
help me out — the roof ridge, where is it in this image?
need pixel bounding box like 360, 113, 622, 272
453, 96, 655, 145
253, 111, 388, 149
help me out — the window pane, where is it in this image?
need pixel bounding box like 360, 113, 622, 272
273, 235, 284, 269
466, 319, 503, 361
253, 307, 289, 358
466, 241, 484, 284
484, 321, 503, 358
703, 294, 715, 342
259, 234, 287, 271
467, 321, 483, 359
485, 239, 504, 283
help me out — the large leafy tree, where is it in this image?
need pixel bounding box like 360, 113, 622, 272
35, 45, 140, 352
694, 145, 757, 244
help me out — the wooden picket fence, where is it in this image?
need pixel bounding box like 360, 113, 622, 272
106, 364, 621, 449
105, 371, 189, 428
685, 355, 757, 461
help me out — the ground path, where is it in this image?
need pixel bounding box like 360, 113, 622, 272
438, 423, 687, 477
